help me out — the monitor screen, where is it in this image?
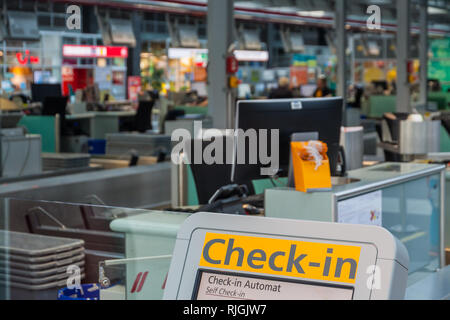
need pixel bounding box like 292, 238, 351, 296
266, 82, 278, 90
191, 82, 208, 97
31, 83, 62, 103
372, 81, 387, 91
194, 270, 354, 300
33, 71, 52, 84
238, 84, 252, 98
255, 83, 265, 95
300, 84, 317, 97
232, 98, 343, 182
276, 69, 289, 78
262, 70, 276, 82
1, 80, 13, 93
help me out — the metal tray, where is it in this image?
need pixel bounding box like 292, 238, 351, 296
0, 230, 84, 257
0, 260, 85, 278
0, 273, 85, 291
5, 253, 85, 271
0, 247, 84, 264
0, 268, 85, 285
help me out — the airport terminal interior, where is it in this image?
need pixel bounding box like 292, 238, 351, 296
0, 0, 449, 301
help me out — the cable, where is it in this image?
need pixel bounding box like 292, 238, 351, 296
270, 175, 288, 188
269, 177, 277, 188
0, 136, 10, 175
0, 135, 31, 177
18, 137, 32, 177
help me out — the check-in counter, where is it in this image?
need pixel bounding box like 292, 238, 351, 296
2, 194, 447, 300
18, 111, 138, 153
109, 211, 190, 300
265, 162, 446, 285
0, 162, 171, 210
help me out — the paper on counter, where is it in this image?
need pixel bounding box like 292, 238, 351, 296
337, 190, 382, 227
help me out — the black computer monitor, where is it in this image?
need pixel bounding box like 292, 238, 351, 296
134, 100, 154, 133
372, 80, 388, 91
231, 97, 343, 183
42, 96, 68, 135
42, 96, 68, 116
0, 113, 23, 129
186, 137, 253, 205
31, 83, 62, 104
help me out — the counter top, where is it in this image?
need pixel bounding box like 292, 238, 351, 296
66, 113, 96, 120
92, 111, 136, 117
110, 211, 190, 237
268, 162, 445, 200
405, 265, 450, 300
335, 162, 445, 198
66, 111, 136, 119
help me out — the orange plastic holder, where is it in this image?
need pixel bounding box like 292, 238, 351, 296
291, 141, 332, 193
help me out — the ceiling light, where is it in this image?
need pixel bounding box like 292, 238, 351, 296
297, 11, 326, 18
428, 7, 447, 15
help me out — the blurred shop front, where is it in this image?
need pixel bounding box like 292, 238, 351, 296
166, 47, 208, 95
140, 42, 168, 94
0, 9, 136, 102
350, 34, 424, 95
0, 12, 56, 97
235, 26, 336, 100
61, 44, 128, 100
0, 33, 129, 101
0, 41, 43, 95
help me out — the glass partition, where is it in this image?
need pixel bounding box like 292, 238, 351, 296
0, 198, 186, 300
338, 173, 442, 286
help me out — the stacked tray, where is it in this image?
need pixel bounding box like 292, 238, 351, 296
106, 133, 172, 158
0, 230, 85, 300
42, 153, 91, 171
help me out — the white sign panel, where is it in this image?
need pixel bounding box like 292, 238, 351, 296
95, 67, 112, 91
195, 271, 353, 301
167, 48, 269, 62
337, 191, 382, 226
168, 48, 208, 59
234, 50, 269, 62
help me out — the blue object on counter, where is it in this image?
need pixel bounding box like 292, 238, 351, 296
58, 284, 100, 300
88, 139, 106, 155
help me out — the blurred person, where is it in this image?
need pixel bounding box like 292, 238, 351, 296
429, 79, 441, 92
313, 75, 333, 98
269, 77, 293, 99
387, 80, 396, 95
347, 84, 364, 109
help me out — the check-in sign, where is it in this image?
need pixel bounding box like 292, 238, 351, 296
200, 233, 361, 284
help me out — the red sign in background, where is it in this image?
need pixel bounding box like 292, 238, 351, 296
63, 45, 129, 58
128, 76, 142, 102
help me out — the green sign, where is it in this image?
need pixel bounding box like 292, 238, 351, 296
428, 37, 450, 83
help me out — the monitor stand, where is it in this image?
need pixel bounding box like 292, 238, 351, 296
287, 132, 319, 188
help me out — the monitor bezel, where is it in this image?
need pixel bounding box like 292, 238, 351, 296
231, 97, 344, 183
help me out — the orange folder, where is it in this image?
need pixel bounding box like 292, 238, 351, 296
291, 141, 332, 193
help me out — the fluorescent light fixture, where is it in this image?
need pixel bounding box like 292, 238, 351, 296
234, 50, 269, 62
297, 11, 326, 18
168, 48, 208, 59
427, 7, 447, 15
367, 41, 380, 56
168, 48, 269, 62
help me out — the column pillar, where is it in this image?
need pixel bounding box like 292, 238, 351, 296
335, 0, 347, 123
396, 0, 411, 113
419, 0, 429, 105
207, 0, 235, 129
